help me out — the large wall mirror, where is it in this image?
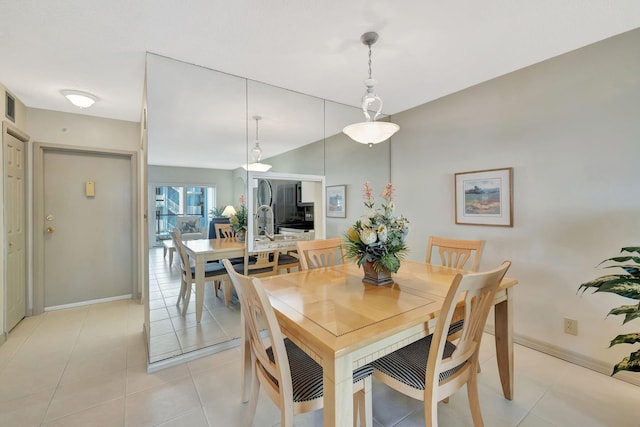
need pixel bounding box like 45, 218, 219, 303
144, 53, 390, 368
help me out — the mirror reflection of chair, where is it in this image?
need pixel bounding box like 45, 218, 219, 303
170, 229, 230, 315
295, 237, 345, 270
222, 251, 280, 307
222, 259, 373, 427
371, 261, 511, 427
216, 223, 236, 239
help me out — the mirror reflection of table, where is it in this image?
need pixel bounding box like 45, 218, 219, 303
183, 238, 245, 323
255, 260, 518, 427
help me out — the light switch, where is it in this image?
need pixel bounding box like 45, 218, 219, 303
85, 180, 95, 197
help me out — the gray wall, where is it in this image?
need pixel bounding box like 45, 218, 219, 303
391, 28, 640, 377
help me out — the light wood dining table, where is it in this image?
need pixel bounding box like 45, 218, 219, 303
182, 238, 245, 323
251, 260, 518, 427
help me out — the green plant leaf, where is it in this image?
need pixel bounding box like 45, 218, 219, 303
601, 265, 640, 276
621, 247, 640, 255
578, 275, 631, 293
607, 304, 640, 324
597, 281, 640, 300
612, 349, 640, 376
609, 332, 640, 347
597, 256, 640, 266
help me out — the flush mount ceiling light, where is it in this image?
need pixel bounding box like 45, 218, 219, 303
243, 115, 272, 172
61, 90, 98, 108
343, 32, 399, 147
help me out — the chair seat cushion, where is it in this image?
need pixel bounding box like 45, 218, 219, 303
267, 338, 373, 402
448, 319, 464, 336
190, 261, 227, 278
371, 335, 465, 390
277, 254, 299, 266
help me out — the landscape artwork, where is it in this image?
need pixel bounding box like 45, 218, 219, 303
326, 185, 346, 218
455, 168, 513, 227
464, 178, 501, 215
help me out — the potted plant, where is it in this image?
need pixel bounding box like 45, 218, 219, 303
578, 246, 640, 375
229, 195, 248, 242
344, 182, 409, 285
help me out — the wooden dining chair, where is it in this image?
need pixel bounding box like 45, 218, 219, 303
222, 259, 373, 427
425, 236, 485, 272
222, 251, 280, 307
170, 230, 230, 315
371, 261, 511, 427
276, 250, 300, 273
426, 236, 486, 341
295, 237, 345, 270
215, 223, 236, 239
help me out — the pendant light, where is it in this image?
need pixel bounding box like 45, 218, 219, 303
343, 32, 399, 147
243, 115, 272, 172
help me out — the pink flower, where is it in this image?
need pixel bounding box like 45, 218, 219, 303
363, 181, 374, 203
381, 183, 395, 201
239, 194, 246, 206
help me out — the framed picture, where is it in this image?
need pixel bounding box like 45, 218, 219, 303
455, 167, 513, 227
326, 185, 346, 218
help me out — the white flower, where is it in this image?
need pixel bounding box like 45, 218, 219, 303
360, 228, 378, 245
388, 201, 395, 211
377, 224, 388, 242
365, 208, 376, 218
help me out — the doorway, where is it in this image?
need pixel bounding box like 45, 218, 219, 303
33, 145, 138, 312
3, 122, 29, 331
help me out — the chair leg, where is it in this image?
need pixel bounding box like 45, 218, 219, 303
214, 280, 221, 297
242, 367, 260, 427
467, 361, 485, 427
354, 377, 372, 427
181, 284, 192, 316
223, 280, 232, 307
424, 387, 439, 427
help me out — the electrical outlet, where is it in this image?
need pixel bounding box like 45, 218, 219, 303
564, 318, 578, 336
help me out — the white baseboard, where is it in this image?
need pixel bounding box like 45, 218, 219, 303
484, 325, 640, 387
146, 337, 241, 373
44, 294, 133, 311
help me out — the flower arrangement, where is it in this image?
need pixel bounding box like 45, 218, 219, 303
229, 195, 248, 234
344, 182, 409, 273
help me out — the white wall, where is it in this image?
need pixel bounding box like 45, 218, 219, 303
391, 28, 640, 378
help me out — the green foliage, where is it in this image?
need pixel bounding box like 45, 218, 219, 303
209, 206, 226, 218
578, 247, 640, 376
230, 205, 248, 233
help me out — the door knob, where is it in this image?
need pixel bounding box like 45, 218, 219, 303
47, 226, 56, 234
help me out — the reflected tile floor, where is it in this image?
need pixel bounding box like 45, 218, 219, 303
148, 246, 242, 363
1, 294, 639, 425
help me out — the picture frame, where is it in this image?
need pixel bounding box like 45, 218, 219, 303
326, 185, 346, 218
455, 167, 513, 227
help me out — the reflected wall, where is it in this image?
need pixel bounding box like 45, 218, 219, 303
144, 53, 391, 368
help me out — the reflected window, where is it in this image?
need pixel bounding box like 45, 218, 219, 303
154, 185, 215, 244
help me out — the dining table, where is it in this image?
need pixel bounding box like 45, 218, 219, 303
250, 260, 518, 427
182, 238, 245, 323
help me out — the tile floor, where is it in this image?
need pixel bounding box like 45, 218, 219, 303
147, 247, 242, 363
1, 252, 639, 425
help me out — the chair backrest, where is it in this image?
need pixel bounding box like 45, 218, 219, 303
246, 251, 280, 277
215, 223, 236, 239
425, 236, 485, 272
295, 238, 345, 270
426, 261, 511, 399
222, 259, 295, 411
170, 229, 191, 283
208, 217, 231, 239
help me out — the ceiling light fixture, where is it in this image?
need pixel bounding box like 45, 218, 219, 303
243, 115, 272, 172
343, 32, 399, 147
61, 90, 98, 108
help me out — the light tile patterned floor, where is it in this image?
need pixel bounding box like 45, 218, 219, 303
148, 246, 242, 363
1, 251, 639, 425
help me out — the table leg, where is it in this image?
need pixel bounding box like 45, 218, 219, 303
195, 255, 205, 323
169, 247, 174, 267
323, 355, 354, 427
494, 287, 514, 400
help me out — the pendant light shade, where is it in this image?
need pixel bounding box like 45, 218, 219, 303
243, 115, 272, 171
343, 32, 399, 147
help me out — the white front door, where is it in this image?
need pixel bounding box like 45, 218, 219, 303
42, 149, 134, 308
4, 126, 27, 330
